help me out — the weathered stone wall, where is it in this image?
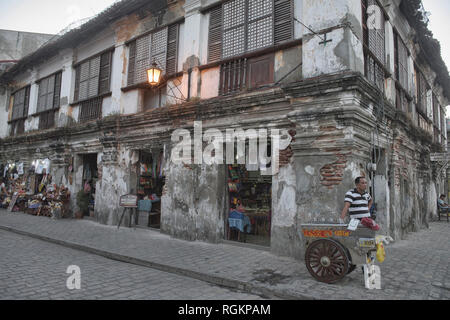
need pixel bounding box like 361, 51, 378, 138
161, 163, 226, 242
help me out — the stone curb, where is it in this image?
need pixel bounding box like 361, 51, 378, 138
0, 224, 314, 300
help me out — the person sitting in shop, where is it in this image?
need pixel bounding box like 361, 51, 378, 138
438, 194, 449, 211
0, 177, 8, 197
228, 200, 251, 235
236, 198, 245, 213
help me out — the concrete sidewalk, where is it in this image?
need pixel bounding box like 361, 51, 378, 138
1, 209, 449, 300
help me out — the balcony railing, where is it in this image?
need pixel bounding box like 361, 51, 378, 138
219, 58, 248, 96
79, 97, 102, 123
38, 110, 56, 130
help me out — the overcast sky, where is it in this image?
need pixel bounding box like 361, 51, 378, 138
0, 0, 449, 110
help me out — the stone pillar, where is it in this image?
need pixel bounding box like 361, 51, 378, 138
180, 0, 204, 99
25, 70, 39, 132
58, 49, 76, 127
286, 90, 376, 255
161, 161, 227, 243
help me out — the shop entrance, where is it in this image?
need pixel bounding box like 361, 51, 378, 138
226, 164, 272, 247
82, 154, 98, 217
137, 150, 165, 229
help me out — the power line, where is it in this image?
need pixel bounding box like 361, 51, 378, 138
293, 17, 325, 42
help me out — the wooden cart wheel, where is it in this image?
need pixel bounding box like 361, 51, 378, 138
345, 247, 356, 274
305, 239, 350, 283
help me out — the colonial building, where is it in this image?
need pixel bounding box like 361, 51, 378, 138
0, 0, 449, 259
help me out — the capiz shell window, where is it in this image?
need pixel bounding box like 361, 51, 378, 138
208, 0, 294, 62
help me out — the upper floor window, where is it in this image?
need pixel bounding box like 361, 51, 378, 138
415, 66, 429, 118
207, 0, 294, 63
37, 71, 62, 130
362, 0, 386, 91
127, 24, 179, 86
393, 32, 411, 113
394, 33, 409, 91
74, 50, 113, 103
10, 86, 30, 136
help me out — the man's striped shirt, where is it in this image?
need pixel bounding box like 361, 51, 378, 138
345, 188, 372, 218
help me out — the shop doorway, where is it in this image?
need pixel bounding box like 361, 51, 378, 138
137, 150, 165, 228
226, 164, 272, 247
82, 154, 98, 217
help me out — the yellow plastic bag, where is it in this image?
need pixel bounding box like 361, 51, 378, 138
376, 242, 385, 263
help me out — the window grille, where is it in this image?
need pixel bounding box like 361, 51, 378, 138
127, 24, 179, 86
362, 0, 386, 91
394, 33, 408, 90
219, 53, 274, 95
10, 119, 25, 136
208, 0, 293, 62
38, 110, 56, 130
79, 96, 103, 123
415, 68, 428, 115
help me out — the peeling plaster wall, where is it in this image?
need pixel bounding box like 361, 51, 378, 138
0, 86, 10, 138
57, 51, 76, 127
106, 45, 126, 117
271, 162, 301, 258
275, 45, 302, 84
121, 90, 140, 114
74, 30, 115, 64
161, 162, 226, 243
302, 0, 364, 79
200, 67, 220, 99
96, 149, 136, 225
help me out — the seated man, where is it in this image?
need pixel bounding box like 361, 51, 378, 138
0, 178, 8, 196
438, 194, 449, 212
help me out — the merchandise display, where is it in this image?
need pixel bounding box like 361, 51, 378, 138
137, 151, 165, 228
1, 161, 71, 219
227, 164, 272, 246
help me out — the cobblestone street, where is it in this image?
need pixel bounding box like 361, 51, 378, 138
0, 209, 449, 300
0, 229, 263, 300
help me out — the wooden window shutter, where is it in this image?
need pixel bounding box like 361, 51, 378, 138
151, 28, 168, 73
88, 56, 100, 98
248, 53, 274, 89
45, 75, 55, 111
53, 72, 62, 109
128, 41, 136, 86
99, 51, 112, 95
361, 0, 368, 45
23, 86, 30, 118
12, 87, 27, 120
394, 32, 399, 80
367, 0, 385, 65
166, 24, 179, 75
37, 78, 47, 113
133, 34, 152, 84
74, 65, 81, 101
208, 5, 223, 63
398, 38, 408, 90
274, 0, 293, 44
